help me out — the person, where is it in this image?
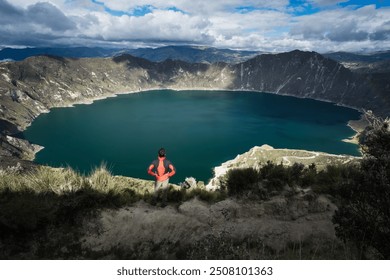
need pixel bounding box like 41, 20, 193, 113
147, 147, 176, 192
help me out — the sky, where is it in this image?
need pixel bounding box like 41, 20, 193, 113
0, 0, 389, 53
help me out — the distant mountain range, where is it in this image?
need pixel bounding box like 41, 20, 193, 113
3, 45, 390, 65
323, 51, 390, 63
0, 47, 117, 62
0, 46, 260, 64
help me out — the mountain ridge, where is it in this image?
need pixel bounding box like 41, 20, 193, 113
3, 46, 390, 64
0, 46, 260, 64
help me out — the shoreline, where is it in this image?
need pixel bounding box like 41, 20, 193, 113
342, 123, 360, 145
3, 87, 366, 169
16, 86, 366, 131
341, 116, 368, 147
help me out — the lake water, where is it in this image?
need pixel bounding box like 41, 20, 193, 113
23, 90, 361, 183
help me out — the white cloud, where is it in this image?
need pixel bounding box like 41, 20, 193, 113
94, 9, 211, 43
95, 0, 290, 14
207, 9, 291, 46
0, 0, 76, 42
306, 0, 349, 7
290, 5, 390, 41
0, 0, 389, 53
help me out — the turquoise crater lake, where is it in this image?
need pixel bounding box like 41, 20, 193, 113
23, 90, 361, 183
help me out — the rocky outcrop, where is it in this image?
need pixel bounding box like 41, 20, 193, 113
206, 144, 360, 190
0, 134, 42, 160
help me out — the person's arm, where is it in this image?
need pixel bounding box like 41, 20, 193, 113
147, 164, 157, 177
168, 164, 176, 177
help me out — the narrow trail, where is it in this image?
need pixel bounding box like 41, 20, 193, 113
281, 152, 320, 165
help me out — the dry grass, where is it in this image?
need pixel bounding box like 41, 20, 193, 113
0, 164, 155, 196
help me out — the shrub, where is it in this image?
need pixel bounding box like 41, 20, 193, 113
301, 163, 317, 188
117, 188, 141, 205
313, 164, 360, 197
184, 188, 227, 202
226, 167, 260, 196
225, 162, 319, 198
259, 161, 293, 191
332, 116, 390, 259
166, 187, 185, 203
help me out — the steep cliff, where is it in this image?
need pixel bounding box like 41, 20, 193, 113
233, 51, 379, 113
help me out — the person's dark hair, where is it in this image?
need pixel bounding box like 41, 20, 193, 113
158, 148, 166, 157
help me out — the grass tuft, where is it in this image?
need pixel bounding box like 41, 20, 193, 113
88, 163, 117, 193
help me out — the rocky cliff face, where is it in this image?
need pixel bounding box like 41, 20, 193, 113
233, 51, 378, 113
0, 50, 387, 160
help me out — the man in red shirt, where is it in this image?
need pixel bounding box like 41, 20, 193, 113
147, 148, 176, 192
